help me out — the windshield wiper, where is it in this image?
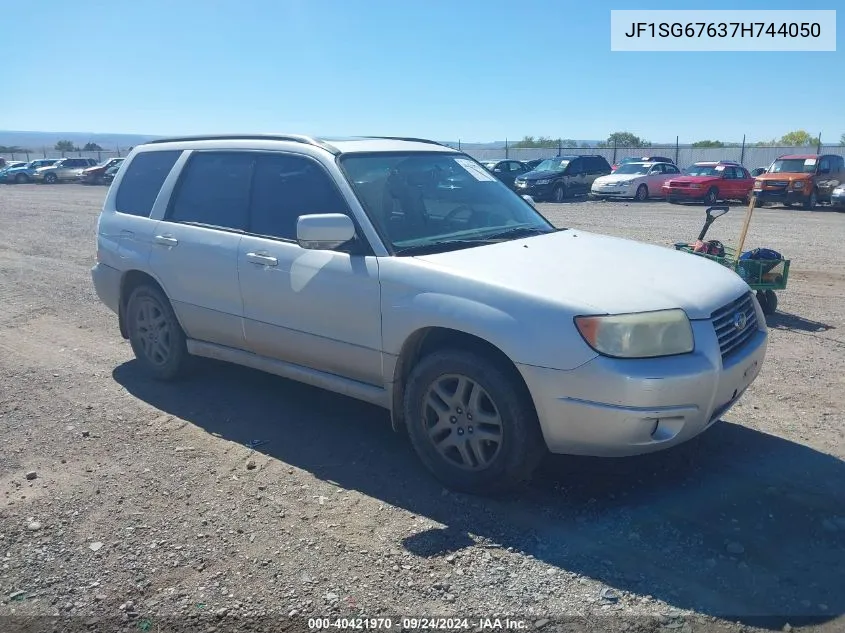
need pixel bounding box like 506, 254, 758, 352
393, 240, 491, 256
480, 226, 558, 241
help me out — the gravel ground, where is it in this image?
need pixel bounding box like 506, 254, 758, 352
0, 184, 843, 633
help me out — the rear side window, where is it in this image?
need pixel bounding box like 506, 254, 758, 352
168, 152, 253, 230
115, 150, 181, 217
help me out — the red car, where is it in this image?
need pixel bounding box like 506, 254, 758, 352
662, 161, 754, 205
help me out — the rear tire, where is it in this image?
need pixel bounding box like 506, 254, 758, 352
403, 350, 546, 495
126, 284, 190, 381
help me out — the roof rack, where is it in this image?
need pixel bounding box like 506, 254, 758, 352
143, 134, 342, 155
360, 136, 455, 149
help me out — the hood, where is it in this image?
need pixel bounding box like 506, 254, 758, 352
35, 165, 56, 172
756, 172, 810, 182
83, 165, 105, 173
519, 169, 564, 181
594, 173, 642, 185
414, 230, 749, 320
666, 175, 719, 184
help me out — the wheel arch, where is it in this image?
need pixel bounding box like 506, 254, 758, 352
389, 326, 537, 433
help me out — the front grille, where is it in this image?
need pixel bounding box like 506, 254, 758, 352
668, 181, 690, 187
711, 292, 758, 360
766, 181, 789, 188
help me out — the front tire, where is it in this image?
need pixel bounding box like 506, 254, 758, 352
15, 173, 28, 184
403, 351, 545, 495
703, 187, 718, 205
126, 284, 190, 381
634, 184, 648, 202
44, 173, 58, 184
552, 184, 566, 203
803, 188, 817, 210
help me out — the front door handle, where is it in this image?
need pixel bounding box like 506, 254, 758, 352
246, 252, 278, 267
154, 235, 178, 247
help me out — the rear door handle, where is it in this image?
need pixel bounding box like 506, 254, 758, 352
154, 235, 178, 247
246, 252, 278, 267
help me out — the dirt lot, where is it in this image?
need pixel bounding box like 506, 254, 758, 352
0, 184, 843, 633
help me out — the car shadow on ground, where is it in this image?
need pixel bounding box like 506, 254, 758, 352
113, 359, 845, 631
766, 311, 835, 333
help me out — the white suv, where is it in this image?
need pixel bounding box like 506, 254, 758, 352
92, 135, 768, 494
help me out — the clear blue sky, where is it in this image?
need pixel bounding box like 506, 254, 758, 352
1, 0, 841, 143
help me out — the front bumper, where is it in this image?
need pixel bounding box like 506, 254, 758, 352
663, 187, 704, 200
517, 318, 767, 457
91, 262, 122, 316
753, 188, 806, 204
514, 181, 555, 200
591, 184, 635, 198
829, 192, 845, 208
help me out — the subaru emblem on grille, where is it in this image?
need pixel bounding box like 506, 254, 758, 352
733, 311, 747, 331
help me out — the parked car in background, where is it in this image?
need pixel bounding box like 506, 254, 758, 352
522, 158, 545, 171
591, 161, 680, 201
611, 155, 675, 172
0, 161, 28, 182
102, 161, 123, 185
33, 157, 98, 183
0, 158, 59, 184
831, 184, 845, 210
753, 154, 845, 209
80, 157, 124, 185
91, 134, 767, 494
663, 161, 754, 205
750, 167, 767, 177
479, 159, 530, 190
514, 155, 612, 202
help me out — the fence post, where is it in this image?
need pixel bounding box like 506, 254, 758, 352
817, 133, 822, 154
457, 140, 461, 151
558, 139, 562, 155
42, 147, 47, 158
740, 134, 746, 164
612, 140, 617, 165
675, 136, 679, 164
505, 138, 509, 159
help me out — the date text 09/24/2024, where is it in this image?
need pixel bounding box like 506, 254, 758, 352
308, 617, 528, 630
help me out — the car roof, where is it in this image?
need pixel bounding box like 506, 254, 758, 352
694, 160, 741, 166
144, 134, 460, 156
779, 154, 819, 159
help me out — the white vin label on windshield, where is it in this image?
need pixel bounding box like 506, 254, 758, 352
455, 158, 497, 182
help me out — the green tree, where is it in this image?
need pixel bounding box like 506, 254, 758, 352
778, 130, 819, 146
55, 140, 77, 154
0, 145, 28, 154
692, 140, 725, 148
598, 132, 650, 148
511, 136, 562, 149
839, 133, 845, 146
83, 142, 103, 151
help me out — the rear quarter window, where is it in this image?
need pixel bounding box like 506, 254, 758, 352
115, 150, 182, 217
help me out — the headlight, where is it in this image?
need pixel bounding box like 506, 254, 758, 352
792, 181, 804, 189
574, 309, 694, 358
754, 180, 763, 189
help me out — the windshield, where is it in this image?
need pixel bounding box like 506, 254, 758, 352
684, 165, 722, 177
613, 163, 650, 175
534, 158, 570, 172
339, 152, 557, 255
768, 158, 817, 174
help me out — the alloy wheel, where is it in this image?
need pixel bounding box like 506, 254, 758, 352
420, 374, 504, 471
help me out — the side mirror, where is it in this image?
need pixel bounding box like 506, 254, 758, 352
296, 213, 356, 250
522, 195, 536, 207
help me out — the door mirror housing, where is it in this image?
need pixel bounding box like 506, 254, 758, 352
521, 195, 536, 207
296, 214, 356, 250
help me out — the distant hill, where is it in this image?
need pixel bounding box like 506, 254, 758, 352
0, 130, 162, 151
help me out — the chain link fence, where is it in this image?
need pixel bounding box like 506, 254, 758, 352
0, 147, 127, 164
447, 143, 845, 170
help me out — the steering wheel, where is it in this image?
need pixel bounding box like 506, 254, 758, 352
442, 205, 478, 228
